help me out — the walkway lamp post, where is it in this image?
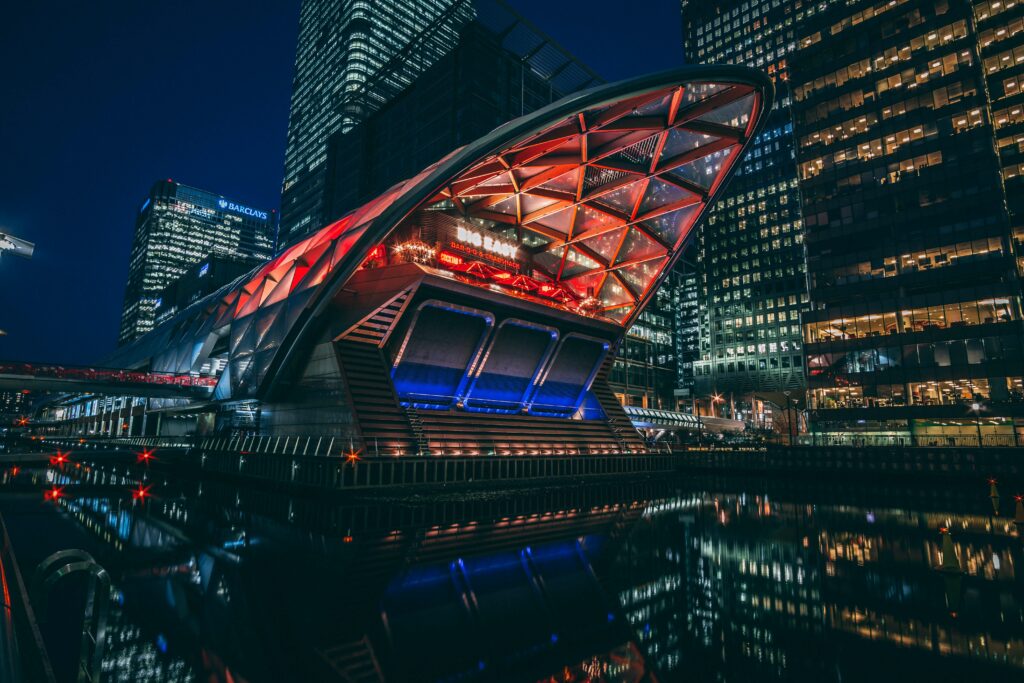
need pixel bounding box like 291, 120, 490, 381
711, 392, 724, 418
970, 401, 984, 447
784, 390, 797, 446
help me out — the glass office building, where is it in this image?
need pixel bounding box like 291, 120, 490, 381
793, 0, 1024, 445
673, 248, 701, 406
118, 180, 276, 345
609, 270, 680, 410
279, 0, 474, 244
979, 0, 1024, 256
681, 0, 809, 427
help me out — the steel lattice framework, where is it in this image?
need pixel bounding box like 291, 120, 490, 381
108, 66, 773, 402
436, 80, 761, 321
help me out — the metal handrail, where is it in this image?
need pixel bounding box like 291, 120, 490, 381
0, 513, 57, 683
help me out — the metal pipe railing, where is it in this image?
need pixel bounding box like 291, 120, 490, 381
0, 513, 57, 683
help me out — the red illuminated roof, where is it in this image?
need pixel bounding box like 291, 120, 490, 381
431, 81, 764, 323
111, 66, 773, 399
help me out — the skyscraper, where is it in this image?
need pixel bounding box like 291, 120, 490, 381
794, 0, 1024, 445
673, 247, 700, 406
321, 17, 600, 221
978, 0, 1024, 247
280, 0, 475, 244
118, 180, 276, 345
681, 0, 809, 428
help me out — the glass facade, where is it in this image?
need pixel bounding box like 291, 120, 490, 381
280, 0, 474, 244
322, 21, 599, 220
118, 180, 275, 346
793, 0, 1024, 443
610, 269, 679, 410
681, 0, 809, 426
673, 250, 701, 405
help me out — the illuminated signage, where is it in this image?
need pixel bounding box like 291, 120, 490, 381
438, 251, 463, 267
198, 263, 209, 277
456, 226, 518, 260
217, 198, 268, 220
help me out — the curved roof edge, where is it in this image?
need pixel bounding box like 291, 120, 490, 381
266, 65, 774, 395
109, 65, 775, 402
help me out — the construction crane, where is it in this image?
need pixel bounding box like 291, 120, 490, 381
0, 231, 33, 260
1, 231, 34, 335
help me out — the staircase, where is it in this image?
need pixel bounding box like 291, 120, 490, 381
589, 356, 647, 453
317, 637, 384, 683
404, 407, 428, 456
335, 291, 419, 457
339, 290, 411, 346
336, 341, 418, 457
415, 411, 629, 456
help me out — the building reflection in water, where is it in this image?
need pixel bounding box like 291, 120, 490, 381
41, 462, 1024, 682
605, 487, 1024, 681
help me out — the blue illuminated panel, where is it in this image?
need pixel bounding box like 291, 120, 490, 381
463, 320, 557, 413
392, 302, 493, 408
527, 334, 609, 418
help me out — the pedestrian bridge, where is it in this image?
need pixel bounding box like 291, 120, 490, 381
0, 361, 216, 398
623, 406, 744, 434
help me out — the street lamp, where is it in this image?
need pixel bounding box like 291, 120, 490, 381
710, 392, 724, 417
0, 231, 34, 260
784, 390, 797, 446
970, 401, 984, 447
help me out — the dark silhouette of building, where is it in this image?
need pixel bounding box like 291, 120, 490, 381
279, 0, 476, 245
321, 20, 598, 222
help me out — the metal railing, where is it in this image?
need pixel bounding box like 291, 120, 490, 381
200, 449, 675, 490
0, 514, 57, 683
797, 434, 1021, 448
0, 361, 216, 389
197, 434, 650, 458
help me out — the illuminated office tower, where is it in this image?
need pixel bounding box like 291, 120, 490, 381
673, 248, 701, 406
280, 0, 474, 244
681, 0, 809, 428
794, 0, 1024, 444
118, 180, 275, 345
977, 0, 1024, 256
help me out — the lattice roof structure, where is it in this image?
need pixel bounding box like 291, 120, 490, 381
109, 66, 773, 402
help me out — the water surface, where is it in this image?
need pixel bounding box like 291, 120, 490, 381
3, 461, 1022, 682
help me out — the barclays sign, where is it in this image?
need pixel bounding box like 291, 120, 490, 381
217, 198, 268, 220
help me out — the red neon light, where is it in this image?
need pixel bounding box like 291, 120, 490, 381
439, 251, 463, 267
447, 241, 518, 269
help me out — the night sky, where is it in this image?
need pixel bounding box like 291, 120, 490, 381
0, 1, 683, 365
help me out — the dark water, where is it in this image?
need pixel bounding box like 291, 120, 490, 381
2, 460, 1023, 682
